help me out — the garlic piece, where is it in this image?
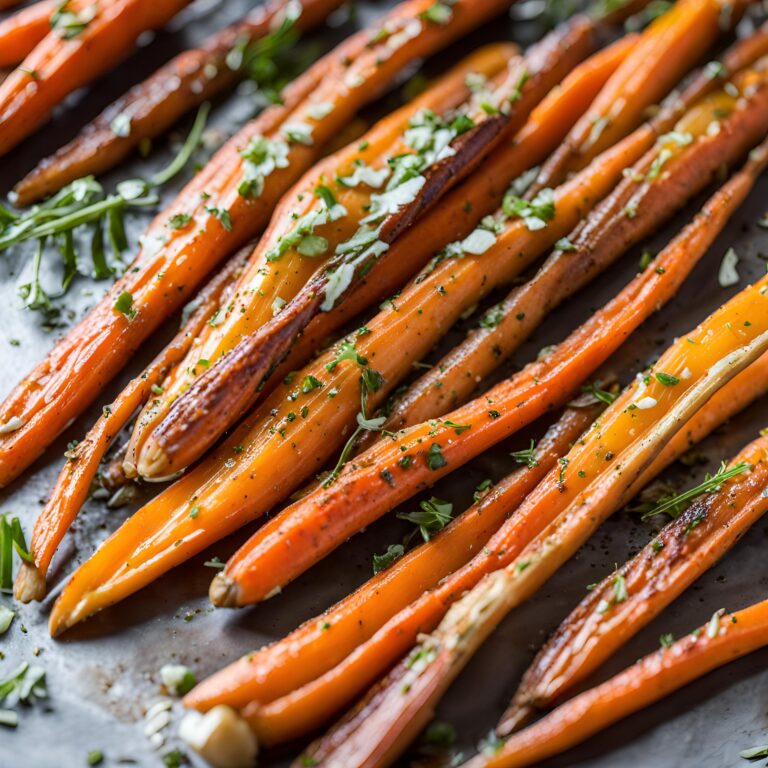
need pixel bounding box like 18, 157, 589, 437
179, 705, 258, 768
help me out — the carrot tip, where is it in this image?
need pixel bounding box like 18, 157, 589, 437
136, 438, 172, 479
13, 560, 47, 603
209, 573, 239, 608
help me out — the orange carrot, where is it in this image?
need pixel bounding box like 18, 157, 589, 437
528, 0, 751, 194
12, 0, 347, 204
22, 27, 627, 602
0, 0, 54, 69
131, 17, 600, 479
470, 596, 768, 768
296, 273, 768, 768
501, 431, 768, 734
0, 0, 193, 156
0, 0, 512, 488
212, 130, 768, 611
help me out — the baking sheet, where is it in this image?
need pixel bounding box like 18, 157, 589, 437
2, 1, 768, 766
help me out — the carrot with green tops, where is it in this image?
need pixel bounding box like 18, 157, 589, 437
130, 16, 602, 479
500, 430, 768, 736
467, 595, 768, 768
21, 29, 630, 602
44, 55, 768, 634
527, 0, 751, 195
0, 0, 513, 489
296, 273, 768, 768
182, 143, 768, 743
209, 128, 768, 611
12, 247, 251, 603
0, 0, 194, 156
12, 0, 347, 205
0, 0, 54, 69
380, 50, 768, 432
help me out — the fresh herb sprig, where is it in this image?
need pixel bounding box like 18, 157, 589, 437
640, 460, 752, 520
0, 103, 210, 311
0, 513, 31, 592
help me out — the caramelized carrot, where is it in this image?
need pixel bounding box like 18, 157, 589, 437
182, 145, 768, 742
132, 18, 600, 479
12, 246, 251, 603
0, 0, 193, 156
381, 60, 768, 431
22, 29, 631, 602
298, 274, 768, 768
528, 0, 751, 194
184, 399, 604, 712
45, 52, 663, 635
0, 0, 54, 69
0, 0, 512, 488
12, 0, 347, 205
471, 596, 768, 768
212, 131, 768, 611
125, 39, 524, 478
501, 431, 768, 735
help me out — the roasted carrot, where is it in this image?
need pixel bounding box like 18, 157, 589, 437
0, 0, 54, 69
501, 431, 768, 735
183, 398, 605, 713
12, 0, 346, 205
45, 37, 668, 634
528, 0, 751, 195
131, 17, 601, 479
12, 246, 251, 603
469, 597, 768, 768
21, 28, 628, 605
297, 274, 768, 768
0, 0, 194, 156
183, 144, 768, 744
211, 131, 768, 611
0, 0, 511, 488
380, 56, 768, 432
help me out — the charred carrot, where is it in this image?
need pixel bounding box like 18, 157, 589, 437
132, 17, 601, 479
381, 56, 768, 431
296, 274, 768, 768
12, 0, 346, 205
528, 0, 751, 194
12, 247, 251, 603
211, 134, 768, 611
468, 596, 768, 768
21, 26, 628, 604
501, 431, 768, 735
0, 0, 54, 69
0, 0, 512, 488
0, 0, 194, 156
181, 142, 768, 741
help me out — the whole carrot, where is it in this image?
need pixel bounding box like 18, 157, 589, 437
0, 0, 193, 156
22, 27, 629, 602
469, 597, 768, 768
501, 431, 768, 735
297, 274, 768, 768
0, 0, 512, 488
212, 131, 768, 611
12, 0, 347, 204
0, 0, 54, 69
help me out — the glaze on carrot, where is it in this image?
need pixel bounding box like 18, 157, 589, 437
0, 0, 54, 69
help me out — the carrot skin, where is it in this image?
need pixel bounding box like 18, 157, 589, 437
475, 596, 768, 768
0, 0, 511, 488
12, 0, 346, 204
0, 0, 54, 69
502, 431, 768, 734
